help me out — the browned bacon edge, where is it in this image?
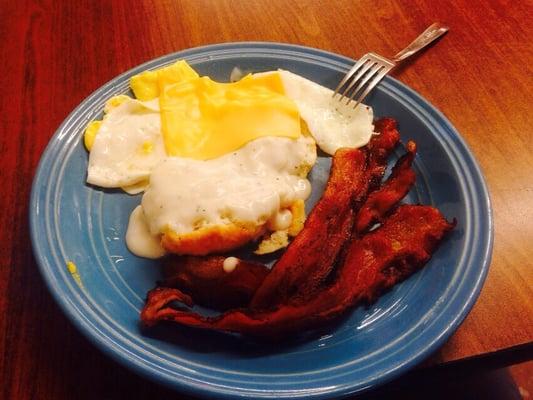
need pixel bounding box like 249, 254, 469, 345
160, 256, 270, 311
249, 147, 367, 309
157, 118, 401, 312
355, 140, 417, 234
141, 205, 455, 336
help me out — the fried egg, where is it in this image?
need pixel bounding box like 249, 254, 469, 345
255, 70, 375, 155
84, 60, 376, 258
126, 135, 316, 258
86, 98, 165, 190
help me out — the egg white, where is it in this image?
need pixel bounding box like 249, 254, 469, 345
87, 70, 375, 192
255, 70, 375, 155
86, 69, 376, 258
86, 98, 165, 188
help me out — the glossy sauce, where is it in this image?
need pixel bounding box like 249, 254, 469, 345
126, 205, 166, 258
126, 136, 316, 258
223, 257, 239, 273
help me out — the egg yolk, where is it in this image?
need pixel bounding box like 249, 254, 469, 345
84, 94, 132, 151
84, 120, 101, 151
104, 94, 131, 113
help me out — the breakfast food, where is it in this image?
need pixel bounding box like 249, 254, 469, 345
143, 206, 453, 338
160, 256, 270, 311
141, 129, 455, 336
250, 119, 402, 309
159, 120, 419, 313
83, 60, 455, 339
160, 143, 367, 311
259, 70, 375, 155
84, 60, 376, 257
126, 135, 316, 256
85, 98, 163, 192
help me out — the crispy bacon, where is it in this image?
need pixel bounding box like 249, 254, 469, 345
365, 118, 402, 190
152, 118, 402, 311
140, 118, 455, 338
355, 141, 417, 234
141, 205, 455, 336
249, 147, 367, 309
160, 256, 270, 311
250, 118, 401, 309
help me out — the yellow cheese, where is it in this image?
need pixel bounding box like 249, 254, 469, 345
88, 61, 302, 161
130, 60, 199, 101
159, 73, 301, 160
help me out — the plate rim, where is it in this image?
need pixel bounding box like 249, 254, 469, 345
30, 41, 493, 399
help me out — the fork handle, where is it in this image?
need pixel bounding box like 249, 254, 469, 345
393, 23, 449, 63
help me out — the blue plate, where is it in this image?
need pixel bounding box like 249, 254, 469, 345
30, 43, 493, 399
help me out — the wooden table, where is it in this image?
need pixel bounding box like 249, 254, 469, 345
2, 0, 531, 398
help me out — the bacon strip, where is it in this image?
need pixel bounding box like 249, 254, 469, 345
249, 148, 367, 309
153, 118, 402, 311
355, 141, 417, 234
160, 256, 270, 311
365, 118, 402, 190
141, 205, 455, 336
250, 119, 401, 309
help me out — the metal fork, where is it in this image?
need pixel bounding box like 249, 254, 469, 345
333, 23, 449, 108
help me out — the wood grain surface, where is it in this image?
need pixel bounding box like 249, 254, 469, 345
1, 0, 532, 398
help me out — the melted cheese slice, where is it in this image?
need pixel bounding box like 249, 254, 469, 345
159, 72, 301, 160
130, 60, 199, 101
89, 61, 303, 164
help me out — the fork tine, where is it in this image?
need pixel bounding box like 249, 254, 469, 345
344, 62, 382, 105
333, 57, 371, 98
339, 60, 376, 102
352, 65, 391, 108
